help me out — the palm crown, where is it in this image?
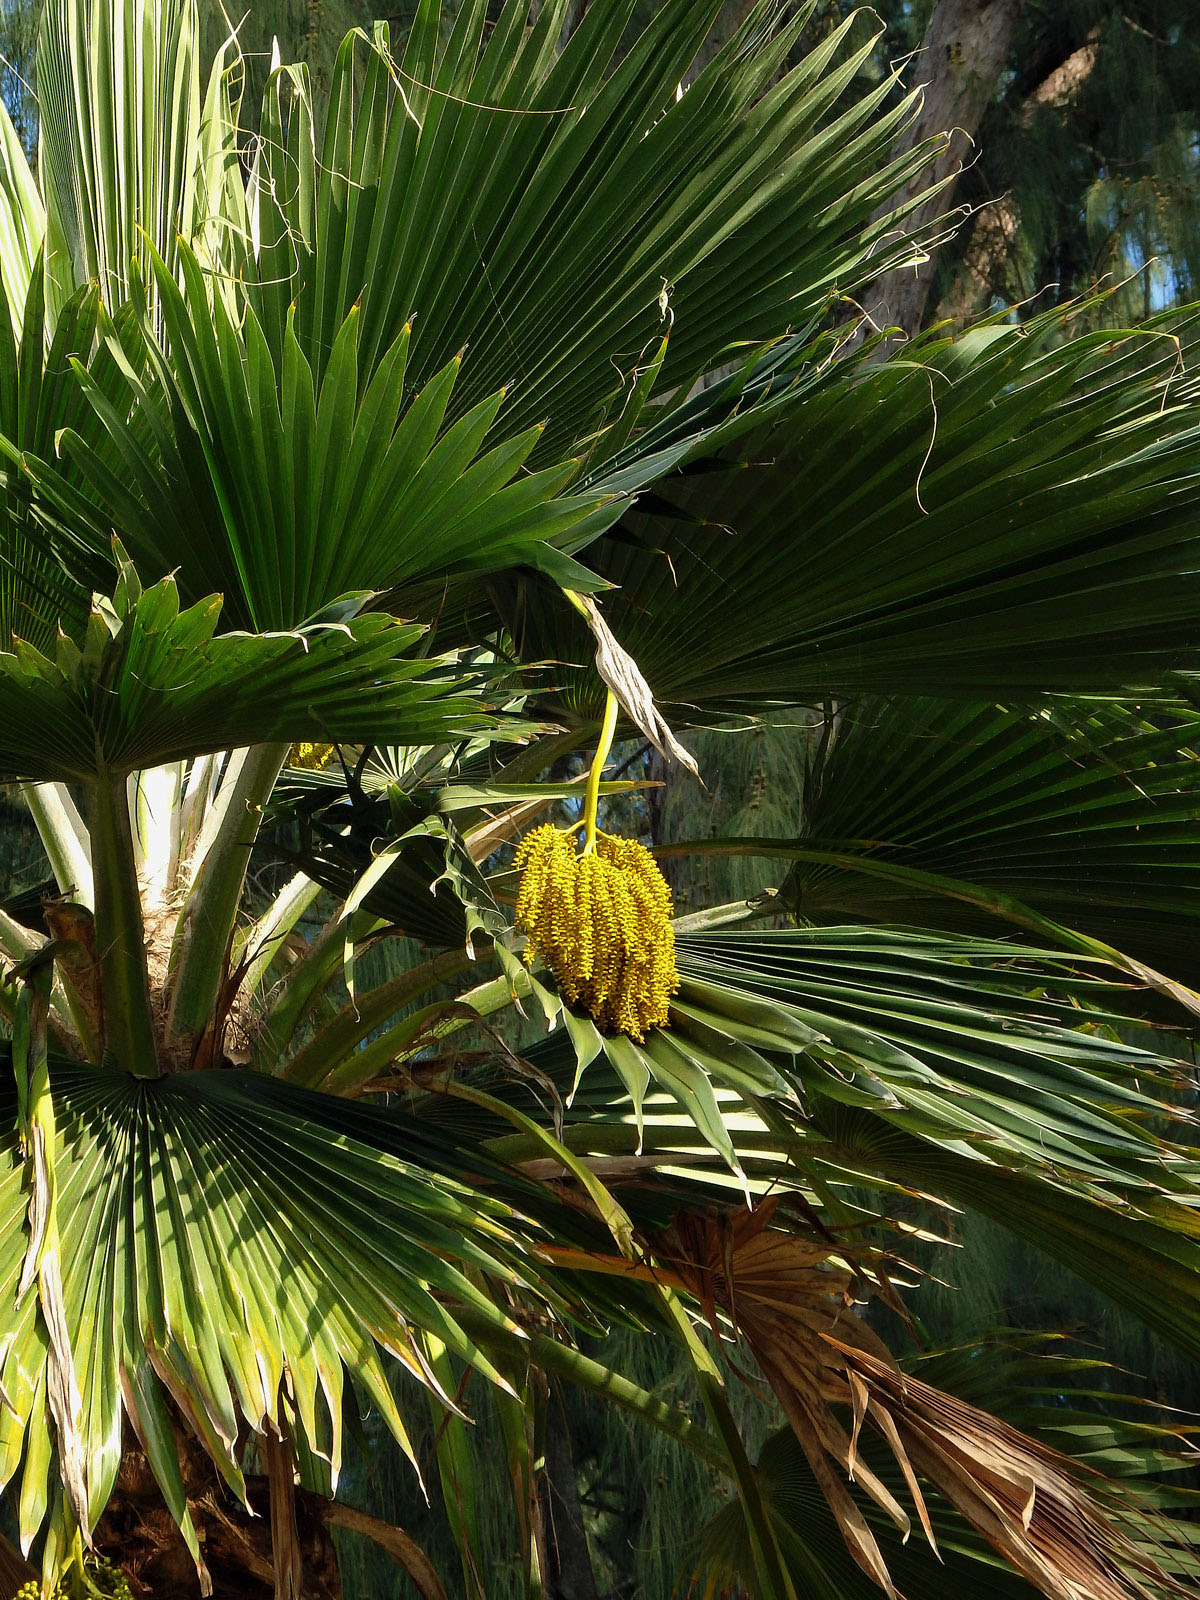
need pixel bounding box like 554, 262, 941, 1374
1, 2, 1200, 1597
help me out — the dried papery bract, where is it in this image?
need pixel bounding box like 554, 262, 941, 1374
565, 590, 699, 779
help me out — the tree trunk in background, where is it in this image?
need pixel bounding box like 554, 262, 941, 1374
540, 1384, 602, 1600
556, 0, 591, 53
682, 0, 757, 87
934, 34, 1102, 326
861, 0, 1024, 342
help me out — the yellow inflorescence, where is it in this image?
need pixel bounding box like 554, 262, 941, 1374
14, 1560, 137, 1599
514, 824, 678, 1041
290, 741, 335, 770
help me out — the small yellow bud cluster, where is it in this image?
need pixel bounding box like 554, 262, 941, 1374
14, 1560, 137, 1599
513, 824, 678, 1040
290, 742, 335, 770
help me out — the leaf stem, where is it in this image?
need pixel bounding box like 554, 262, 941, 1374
252, 906, 380, 1074
491, 727, 587, 788
582, 690, 619, 856
90, 772, 158, 1076
166, 743, 287, 1052
453, 1310, 728, 1473
237, 869, 323, 999
283, 944, 486, 1088
22, 783, 94, 909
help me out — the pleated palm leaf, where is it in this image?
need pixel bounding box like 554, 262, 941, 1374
1, 3, 1200, 1599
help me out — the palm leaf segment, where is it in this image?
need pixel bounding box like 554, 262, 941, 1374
783, 696, 1200, 986
502, 308, 1200, 722
0, 1063, 556, 1567
0, 552, 485, 784
0, 1, 1197, 1597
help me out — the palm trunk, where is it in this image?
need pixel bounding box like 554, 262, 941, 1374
95, 1434, 343, 1600
165, 744, 288, 1063
93, 1431, 456, 1600
0, 1534, 37, 1596
90, 771, 159, 1075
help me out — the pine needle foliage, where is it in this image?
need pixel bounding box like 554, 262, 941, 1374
884, 1, 1200, 321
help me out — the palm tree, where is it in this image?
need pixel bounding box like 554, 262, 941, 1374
2, 1, 1200, 1596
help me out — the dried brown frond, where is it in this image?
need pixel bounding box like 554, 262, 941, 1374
654, 1204, 1184, 1600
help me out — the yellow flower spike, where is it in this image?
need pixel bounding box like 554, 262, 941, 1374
511, 688, 679, 1038
512, 825, 679, 1042
291, 741, 336, 770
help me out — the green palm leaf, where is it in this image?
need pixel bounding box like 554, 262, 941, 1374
0, 561, 484, 783
0, 1061, 541, 1558
480, 919, 1200, 1376
24, 245, 608, 632
780, 697, 1200, 986
671, 926, 1198, 1199
251, 0, 949, 453
498, 919, 1196, 1195
499, 306, 1200, 720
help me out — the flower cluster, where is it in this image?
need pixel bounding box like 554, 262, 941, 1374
290, 741, 335, 770
514, 824, 678, 1040
15, 1559, 136, 1598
